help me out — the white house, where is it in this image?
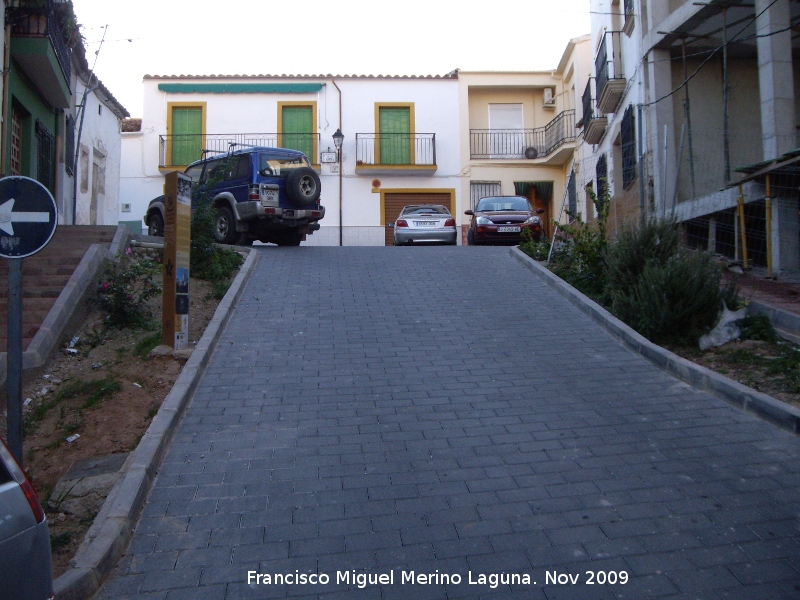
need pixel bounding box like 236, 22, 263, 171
120, 73, 462, 245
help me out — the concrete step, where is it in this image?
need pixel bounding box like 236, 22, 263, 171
0, 225, 117, 350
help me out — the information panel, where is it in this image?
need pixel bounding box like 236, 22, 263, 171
162, 171, 191, 350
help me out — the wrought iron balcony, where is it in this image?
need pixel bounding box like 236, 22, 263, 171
581, 79, 607, 145
7, 2, 71, 86
470, 109, 575, 161
595, 31, 626, 114
158, 133, 320, 168
355, 133, 436, 174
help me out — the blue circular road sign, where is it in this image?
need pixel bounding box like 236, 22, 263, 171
0, 176, 58, 258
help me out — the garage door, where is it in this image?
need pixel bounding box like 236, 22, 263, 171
384, 193, 453, 246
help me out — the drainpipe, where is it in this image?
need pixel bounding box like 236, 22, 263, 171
332, 78, 343, 246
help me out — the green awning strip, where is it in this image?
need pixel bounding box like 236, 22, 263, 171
157, 83, 323, 94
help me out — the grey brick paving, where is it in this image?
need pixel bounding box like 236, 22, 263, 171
95, 246, 800, 599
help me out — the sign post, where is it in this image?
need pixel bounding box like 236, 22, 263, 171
162, 171, 191, 350
0, 177, 58, 466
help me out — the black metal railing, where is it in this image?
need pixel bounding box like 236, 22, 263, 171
582, 79, 598, 128
158, 133, 320, 167
355, 133, 436, 166
470, 109, 575, 159
7, 3, 72, 84
595, 31, 624, 102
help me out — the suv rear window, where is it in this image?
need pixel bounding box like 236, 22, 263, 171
259, 154, 310, 176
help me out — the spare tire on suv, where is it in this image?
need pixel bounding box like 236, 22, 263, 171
286, 167, 321, 206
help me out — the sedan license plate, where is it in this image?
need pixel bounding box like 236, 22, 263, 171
414, 221, 438, 227
497, 226, 521, 233
261, 190, 278, 206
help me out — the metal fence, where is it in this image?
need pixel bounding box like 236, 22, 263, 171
158, 133, 320, 167
355, 133, 436, 166
470, 109, 575, 159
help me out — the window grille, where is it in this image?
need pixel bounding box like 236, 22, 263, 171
621, 105, 636, 189
567, 171, 577, 218
35, 120, 55, 194
470, 181, 501, 210
596, 154, 608, 213
65, 115, 75, 176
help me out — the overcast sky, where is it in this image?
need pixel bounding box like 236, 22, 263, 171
70, 0, 591, 117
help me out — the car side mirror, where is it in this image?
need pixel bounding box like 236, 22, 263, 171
464, 210, 474, 216
387, 222, 395, 228
535, 208, 545, 214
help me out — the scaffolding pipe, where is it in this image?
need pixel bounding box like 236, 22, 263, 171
662, 124, 668, 219
765, 174, 773, 277
737, 184, 748, 270
547, 159, 574, 263
722, 7, 731, 183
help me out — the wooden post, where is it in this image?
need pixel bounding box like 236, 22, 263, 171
161, 171, 191, 349
737, 184, 748, 270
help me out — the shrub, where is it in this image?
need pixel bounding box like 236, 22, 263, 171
547, 186, 610, 304
94, 252, 161, 328
609, 248, 723, 345
519, 228, 551, 261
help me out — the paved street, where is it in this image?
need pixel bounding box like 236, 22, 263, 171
96, 246, 800, 600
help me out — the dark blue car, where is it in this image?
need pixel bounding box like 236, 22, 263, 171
145, 146, 324, 246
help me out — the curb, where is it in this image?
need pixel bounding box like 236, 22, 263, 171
511, 247, 800, 435
52, 247, 259, 600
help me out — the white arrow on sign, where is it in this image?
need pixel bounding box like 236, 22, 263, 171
0, 198, 51, 235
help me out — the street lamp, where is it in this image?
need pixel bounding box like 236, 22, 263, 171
332, 129, 344, 246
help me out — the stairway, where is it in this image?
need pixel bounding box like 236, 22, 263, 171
0, 225, 117, 351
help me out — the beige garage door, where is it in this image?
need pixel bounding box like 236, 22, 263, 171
384, 193, 453, 246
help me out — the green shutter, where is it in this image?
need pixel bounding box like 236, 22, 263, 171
171, 108, 202, 166
281, 106, 314, 159
379, 107, 410, 165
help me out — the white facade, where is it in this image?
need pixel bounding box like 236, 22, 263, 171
71, 75, 126, 226
121, 74, 461, 245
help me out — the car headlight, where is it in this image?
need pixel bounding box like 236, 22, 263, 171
476, 216, 494, 225
523, 216, 541, 225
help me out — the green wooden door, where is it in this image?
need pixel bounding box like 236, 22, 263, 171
171, 108, 202, 166
282, 106, 314, 160
379, 107, 410, 165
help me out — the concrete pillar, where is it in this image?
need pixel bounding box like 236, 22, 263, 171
646, 49, 676, 218
756, 0, 795, 160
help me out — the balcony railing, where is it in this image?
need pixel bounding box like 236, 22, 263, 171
7, 2, 71, 84
470, 109, 575, 159
158, 133, 320, 168
355, 133, 436, 167
581, 79, 607, 145
595, 31, 626, 114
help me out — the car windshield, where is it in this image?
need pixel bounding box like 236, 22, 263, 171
259, 154, 310, 175
477, 197, 530, 212
401, 205, 450, 216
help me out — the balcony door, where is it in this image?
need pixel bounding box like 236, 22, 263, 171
379, 106, 411, 165
281, 105, 314, 160
489, 104, 524, 158
170, 105, 203, 167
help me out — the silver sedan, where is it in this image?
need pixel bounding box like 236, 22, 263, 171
393, 205, 458, 246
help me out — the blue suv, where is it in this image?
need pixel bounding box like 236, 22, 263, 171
145, 146, 324, 246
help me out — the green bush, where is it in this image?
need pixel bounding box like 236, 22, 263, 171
608, 246, 723, 345
93, 253, 161, 328
547, 186, 610, 304
519, 228, 551, 261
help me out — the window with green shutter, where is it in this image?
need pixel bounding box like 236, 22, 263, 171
170, 107, 202, 166
281, 106, 314, 160
379, 107, 411, 165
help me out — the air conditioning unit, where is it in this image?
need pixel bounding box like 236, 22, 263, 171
543, 88, 556, 107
